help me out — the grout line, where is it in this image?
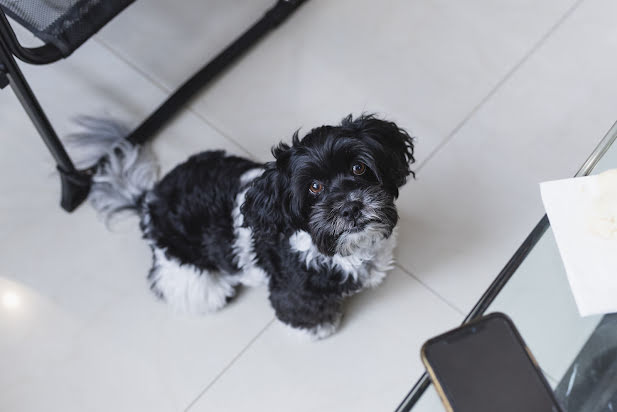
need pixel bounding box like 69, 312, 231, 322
395, 263, 466, 316
94, 37, 171, 93
92, 37, 256, 160
184, 107, 256, 160
183, 317, 276, 411
415, 0, 587, 173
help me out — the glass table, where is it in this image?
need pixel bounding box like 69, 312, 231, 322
396, 121, 617, 412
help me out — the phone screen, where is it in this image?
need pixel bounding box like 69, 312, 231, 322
423, 314, 561, 412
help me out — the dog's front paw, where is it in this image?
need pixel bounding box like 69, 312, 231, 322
281, 313, 342, 341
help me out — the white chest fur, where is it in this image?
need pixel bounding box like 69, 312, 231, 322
288, 228, 397, 290
231, 168, 269, 287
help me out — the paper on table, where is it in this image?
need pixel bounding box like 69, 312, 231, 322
540, 171, 617, 317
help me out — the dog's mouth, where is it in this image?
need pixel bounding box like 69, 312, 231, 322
346, 225, 365, 234
339, 225, 365, 237
332, 216, 370, 236
341, 217, 379, 234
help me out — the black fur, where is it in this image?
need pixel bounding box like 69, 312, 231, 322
239, 114, 414, 331
127, 114, 414, 336
242, 114, 414, 256
144, 151, 260, 275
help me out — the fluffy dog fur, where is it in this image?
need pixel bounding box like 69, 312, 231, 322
68, 114, 414, 339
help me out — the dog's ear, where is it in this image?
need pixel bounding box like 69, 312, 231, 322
241, 141, 300, 235
342, 114, 415, 196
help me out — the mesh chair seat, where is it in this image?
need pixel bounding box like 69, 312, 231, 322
0, 0, 134, 56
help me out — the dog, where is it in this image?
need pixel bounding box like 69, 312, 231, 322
68, 114, 415, 339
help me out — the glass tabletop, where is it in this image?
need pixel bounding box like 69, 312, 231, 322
397, 121, 617, 412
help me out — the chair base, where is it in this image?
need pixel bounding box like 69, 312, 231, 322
0, 0, 307, 212
58, 167, 92, 212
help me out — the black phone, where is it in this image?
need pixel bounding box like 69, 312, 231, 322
421, 313, 563, 412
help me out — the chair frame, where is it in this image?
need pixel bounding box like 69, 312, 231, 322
0, 0, 307, 211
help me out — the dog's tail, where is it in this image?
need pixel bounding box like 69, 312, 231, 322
65, 117, 159, 223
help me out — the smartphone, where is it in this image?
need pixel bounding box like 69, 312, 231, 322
421, 313, 563, 412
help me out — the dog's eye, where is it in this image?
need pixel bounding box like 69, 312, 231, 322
309, 182, 324, 194
352, 162, 366, 176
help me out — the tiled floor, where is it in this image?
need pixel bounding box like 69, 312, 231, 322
1, 0, 616, 411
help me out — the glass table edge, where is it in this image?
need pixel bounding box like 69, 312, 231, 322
394, 119, 617, 412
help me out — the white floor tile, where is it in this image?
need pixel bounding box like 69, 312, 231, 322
0, 275, 273, 412
3, 0, 615, 410
187, 269, 461, 412
4, 24, 250, 158
194, 0, 583, 164
0, 125, 275, 411
394, 0, 617, 312
1, 25, 254, 201
0, 37, 272, 412
0, 161, 275, 412
94, 0, 578, 164
96, 0, 274, 89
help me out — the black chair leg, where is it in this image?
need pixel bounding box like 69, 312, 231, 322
0, 0, 308, 212
0, 40, 91, 212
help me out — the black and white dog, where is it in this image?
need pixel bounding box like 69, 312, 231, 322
69, 114, 414, 339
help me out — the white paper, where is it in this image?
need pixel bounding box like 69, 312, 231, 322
540, 174, 617, 317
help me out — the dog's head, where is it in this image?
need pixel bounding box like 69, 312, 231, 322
243, 114, 415, 256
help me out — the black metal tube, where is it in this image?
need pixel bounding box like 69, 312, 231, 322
0, 0, 307, 212
396, 121, 617, 410
0, 10, 63, 64
394, 215, 550, 411
1, 32, 92, 211
395, 373, 431, 412
0, 41, 75, 173
128, 0, 308, 145
463, 215, 549, 322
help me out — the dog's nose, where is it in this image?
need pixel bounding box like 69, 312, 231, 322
340, 201, 362, 221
